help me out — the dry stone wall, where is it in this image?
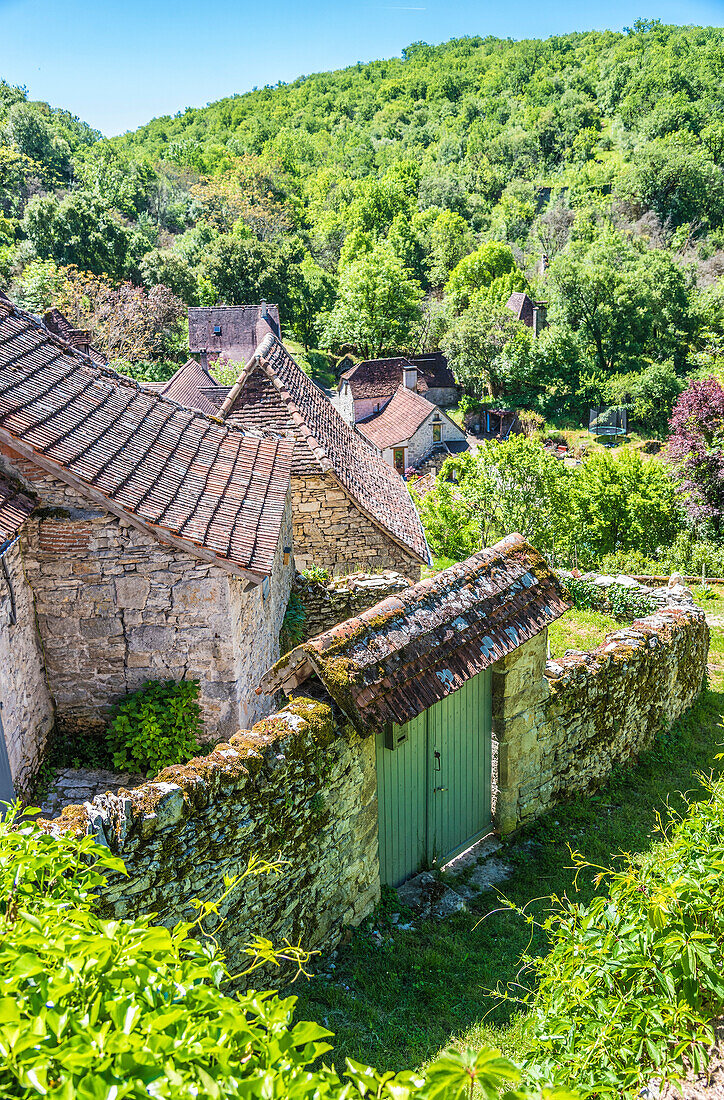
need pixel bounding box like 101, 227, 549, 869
494, 601, 709, 833
0, 540, 54, 795
0, 448, 293, 745
291, 472, 422, 581
46, 697, 380, 976
293, 569, 410, 641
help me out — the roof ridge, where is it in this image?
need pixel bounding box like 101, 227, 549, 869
0, 299, 240, 436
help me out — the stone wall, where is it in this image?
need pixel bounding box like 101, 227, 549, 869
291, 471, 422, 581
0, 447, 293, 745
292, 569, 410, 641
46, 696, 380, 976
0, 540, 54, 795
494, 605, 709, 834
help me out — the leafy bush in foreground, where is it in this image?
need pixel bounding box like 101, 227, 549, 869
0, 804, 573, 1100
507, 777, 724, 1095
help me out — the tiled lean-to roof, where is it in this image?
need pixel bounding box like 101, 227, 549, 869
260, 534, 570, 734
0, 298, 293, 581
358, 384, 440, 451
0, 474, 36, 542
155, 359, 220, 416
217, 335, 430, 564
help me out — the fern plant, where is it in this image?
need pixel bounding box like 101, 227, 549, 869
107, 679, 203, 776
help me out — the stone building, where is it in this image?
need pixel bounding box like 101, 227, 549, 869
207, 334, 430, 578
0, 297, 294, 796
188, 303, 281, 370
358, 383, 467, 474
336, 353, 459, 424
505, 292, 547, 337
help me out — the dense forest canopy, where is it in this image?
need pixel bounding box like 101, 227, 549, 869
2, 21, 724, 425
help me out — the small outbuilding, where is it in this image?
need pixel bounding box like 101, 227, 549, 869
358, 384, 467, 475
260, 534, 569, 886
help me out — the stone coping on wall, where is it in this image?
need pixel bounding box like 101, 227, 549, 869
41, 696, 341, 844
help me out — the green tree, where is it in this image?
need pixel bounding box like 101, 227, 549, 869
445, 242, 526, 311
23, 192, 130, 278
570, 448, 680, 562
322, 242, 423, 357
549, 230, 692, 374
140, 248, 199, 304
441, 298, 532, 398
417, 438, 571, 560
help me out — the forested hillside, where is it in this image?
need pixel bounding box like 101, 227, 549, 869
2, 21, 724, 421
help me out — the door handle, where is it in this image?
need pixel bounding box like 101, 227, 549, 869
434, 786, 447, 793
434, 749, 441, 771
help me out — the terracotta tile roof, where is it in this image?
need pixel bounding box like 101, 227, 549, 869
43, 308, 108, 365
157, 359, 219, 416
220, 335, 430, 564
506, 292, 535, 326
0, 298, 293, 580
0, 473, 36, 541
260, 534, 570, 734
341, 354, 457, 402
358, 384, 438, 450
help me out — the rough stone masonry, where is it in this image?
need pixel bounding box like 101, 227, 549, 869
45, 697, 380, 979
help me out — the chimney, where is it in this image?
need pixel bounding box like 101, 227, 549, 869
260, 300, 269, 321
403, 365, 418, 391
532, 302, 547, 339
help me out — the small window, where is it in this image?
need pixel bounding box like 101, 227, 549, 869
213, 325, 222, 335
262, 576, 270, 601
432, 423, 442, 443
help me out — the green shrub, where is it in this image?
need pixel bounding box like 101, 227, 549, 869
280, 591, 306, 653
510, 777, 724, 1095
301, 565, 332, 586
0, 804, 563, 1100
561, 575, 605, 612
606, 582, 656, 621
107, 679, 203, 776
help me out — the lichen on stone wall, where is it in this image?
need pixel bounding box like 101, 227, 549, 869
42, 694, 381, 979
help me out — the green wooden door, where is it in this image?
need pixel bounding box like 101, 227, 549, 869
375, 670, 492, 887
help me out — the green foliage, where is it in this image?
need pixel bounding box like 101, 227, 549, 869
301, 565, 332, 585
416, 438, 570, 561
511, 777, 724, 1094
0, 805, 568, 1100
570, 448, 680, 565
560, 576, 605, 613
322, 241, 423, 357
606, 582, 657, 621
107, 679, 203, 776
280, 591, 306, 653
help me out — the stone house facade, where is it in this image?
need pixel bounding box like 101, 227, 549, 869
358, 384, 467, 473
0, 297, 295, 796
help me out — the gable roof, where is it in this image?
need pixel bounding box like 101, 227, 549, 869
43, 308, 107, 366
358, 384, 440, 450
0, 298, 293, 581
0, 473, 36, 542
188, 304, 281, 364
340, 354, 457, 403
156, 359, 219, 416
218, 335, 430, 565
259, 533, 570, 734
506, 292, 535, 326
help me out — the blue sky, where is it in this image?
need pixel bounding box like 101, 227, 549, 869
1, 0, 724, 137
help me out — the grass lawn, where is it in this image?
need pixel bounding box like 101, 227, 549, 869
285, 339, 337, 391
547, 607, 619, 657
292, 595, 724, 1077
